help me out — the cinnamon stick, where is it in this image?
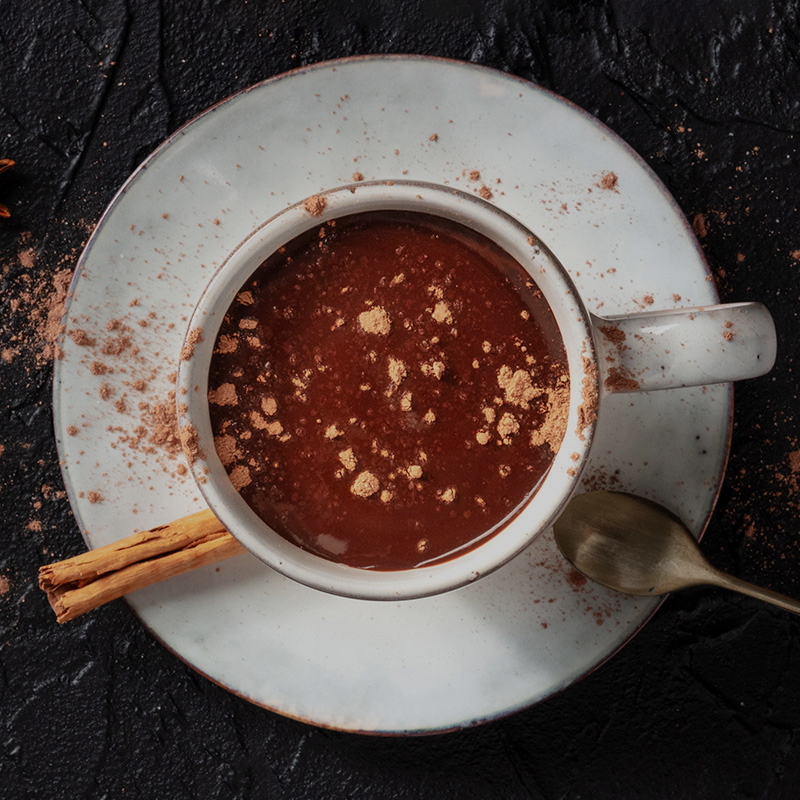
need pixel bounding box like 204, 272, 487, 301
39, 508, 245, 623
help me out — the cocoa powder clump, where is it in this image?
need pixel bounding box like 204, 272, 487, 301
229, 465, 252, 489
497, 412, 520, 444
179, 423, 204, 464
358, 306, 392, 335
304, 195, 327, 217
530, 382, 570, 452
215, 434, 240, 466
217, 335, 238, 354
599, 172, 618, 191
431, 301, 453, 325
70, 329, 95, 347
339, 448, 358, 472
180, 327, 204, 361
101, 335, 132, 356
261, 397, 277, 416
208, 383, 238, 406
497, 366, 541, 409
325, 424, 343, 439
144, 391, 182, 456
351, 471, 379, 498
387, 357, 407, 388
438, 487, 457, 503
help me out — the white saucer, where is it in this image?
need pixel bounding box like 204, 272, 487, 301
53, 56, 729, 734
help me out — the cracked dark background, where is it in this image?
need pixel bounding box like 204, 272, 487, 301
2, 1, 800, 798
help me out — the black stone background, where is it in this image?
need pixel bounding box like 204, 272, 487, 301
1, 1, 799, 798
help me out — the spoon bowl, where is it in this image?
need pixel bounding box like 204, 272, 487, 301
554, 491, 800, 615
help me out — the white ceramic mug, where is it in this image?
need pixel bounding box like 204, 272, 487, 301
177, 180, 776, 600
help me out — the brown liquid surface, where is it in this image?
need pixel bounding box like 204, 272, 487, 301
208, 211, 569, 570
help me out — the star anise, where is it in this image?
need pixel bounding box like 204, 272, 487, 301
0, 159, 15, 218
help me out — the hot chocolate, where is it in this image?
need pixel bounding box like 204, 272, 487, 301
207, 210, 569, 570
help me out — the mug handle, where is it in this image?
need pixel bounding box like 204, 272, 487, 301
592, 302, 776, 393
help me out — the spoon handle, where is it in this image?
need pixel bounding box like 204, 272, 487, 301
709, 570, 800, 616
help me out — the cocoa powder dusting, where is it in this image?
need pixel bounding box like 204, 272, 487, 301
70, 329, 95, 347
599, 325, 626, 345
2, 233, 76, 365
41, 270, 72, 360
578, 357, 599, 439
143, 391, 182, 456
529, 382, 570, 452
604, 366, 640, 392
18, 247, 35, 270
3, 227, 201, 482
566, 568, 588, 591
101, 335, 132, 356
180, 327, 204, 361
179, 423, 204, 464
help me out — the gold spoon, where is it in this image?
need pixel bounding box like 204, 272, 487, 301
553, 491, 800, 615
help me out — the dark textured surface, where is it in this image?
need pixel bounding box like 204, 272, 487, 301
2, 1, 800, 798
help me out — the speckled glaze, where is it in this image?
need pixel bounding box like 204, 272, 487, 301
54, 56, 739, 733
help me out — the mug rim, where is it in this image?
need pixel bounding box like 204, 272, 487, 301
177, 179, 599, 600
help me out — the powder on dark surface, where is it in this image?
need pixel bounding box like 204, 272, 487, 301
1, 234, 76, 366
692, 213, 708, 238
